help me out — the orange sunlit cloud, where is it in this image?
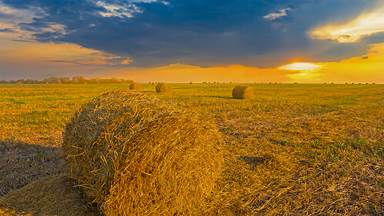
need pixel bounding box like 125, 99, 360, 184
310, 5, 384, 43
0, 39, 132, 79
0, 41, 131, 66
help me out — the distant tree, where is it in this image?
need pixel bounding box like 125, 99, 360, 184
0, 76, 134, 85
23, 79, 39, 84
16, 79, 25, 84
72, 76, 87, 84
88, 78, 101, 84
59, 77, 71, 84
42, 77, 61, 84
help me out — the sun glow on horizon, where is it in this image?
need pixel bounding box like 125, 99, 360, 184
279, 62, 322, 71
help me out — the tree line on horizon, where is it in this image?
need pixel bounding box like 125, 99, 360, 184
0, 76, 134, 84
0, 77, 379, 85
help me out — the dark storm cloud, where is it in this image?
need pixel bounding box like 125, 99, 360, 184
0, 28, 14, 32
1, 0, 380, 67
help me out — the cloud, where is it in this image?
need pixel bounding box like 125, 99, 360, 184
310, 5, 384, 43
95, 1, 138, 18
1, 42, 87, 64
0, 39, 134, 79
0, 1, 44, 40
93, 0, 168, 18
0, 2, 42, 23
0, 42, 132, 66
263, 8, 291, 21
0, 0, 134, 80
121, 58, 133, 65
0, 1, 68, 41
39, 23, 67, 35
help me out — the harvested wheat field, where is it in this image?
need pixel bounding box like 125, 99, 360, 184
0, 83, 383, 215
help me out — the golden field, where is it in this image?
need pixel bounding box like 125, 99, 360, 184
0, 83, 383, 215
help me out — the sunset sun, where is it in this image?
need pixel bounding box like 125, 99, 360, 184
279, 62, 322, 71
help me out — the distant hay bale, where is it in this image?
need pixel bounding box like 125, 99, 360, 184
129, 82, 142, 90
232, 86, 254, 99
62, 91, 223, 215
155, 83, 172, 93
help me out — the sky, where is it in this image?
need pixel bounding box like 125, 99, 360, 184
0, 0, 383, 83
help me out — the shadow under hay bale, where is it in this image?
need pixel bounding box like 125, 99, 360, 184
155, 83, 172, 93
0, 140, 65, 196
0, 175, 96, 216
63, 90, 224, 215
129, 82, 142, 90
232, 86, 254, 99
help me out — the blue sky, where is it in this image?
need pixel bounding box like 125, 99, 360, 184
0, 0, 383, 81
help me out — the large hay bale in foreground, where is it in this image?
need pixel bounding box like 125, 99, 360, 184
155, 83, 172, 93
232, 86, 254, 99
129, 82, 142, 90
63, 91, 223, 215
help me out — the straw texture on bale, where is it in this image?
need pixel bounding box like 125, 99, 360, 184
232, 86, 254, 99
129, 82, 142, 90
0, 175, 95, 216
62, 90, 223, 215
155, 83, 172, 93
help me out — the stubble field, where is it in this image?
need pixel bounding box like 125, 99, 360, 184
0, 83, 383, 215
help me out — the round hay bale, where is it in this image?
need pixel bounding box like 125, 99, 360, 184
0, 175, 96, 216
232, 86, 254, 99
63, 91, 223, 215
155, 83, 172, 93
129, 82, 142, 90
